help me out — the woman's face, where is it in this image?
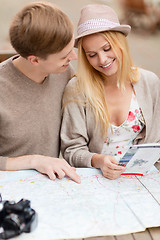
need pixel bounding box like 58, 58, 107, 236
82, 33, 119, 78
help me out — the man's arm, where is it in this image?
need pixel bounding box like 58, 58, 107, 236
5, 155, 81, 183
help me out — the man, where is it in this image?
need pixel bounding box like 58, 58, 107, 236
0, 1, 80, 183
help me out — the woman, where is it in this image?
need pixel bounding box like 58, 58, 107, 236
61, 4, 160, 179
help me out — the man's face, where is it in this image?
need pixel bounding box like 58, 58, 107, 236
38, 35, 77, 75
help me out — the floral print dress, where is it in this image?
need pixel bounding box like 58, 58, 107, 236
101, 92, 144, 162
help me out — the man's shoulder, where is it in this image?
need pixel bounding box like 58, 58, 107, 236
0, 58, 10, 69
0, 56, 15, 75
0, 58, 13, 84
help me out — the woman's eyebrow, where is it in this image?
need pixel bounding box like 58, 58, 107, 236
85, 43, 110, 54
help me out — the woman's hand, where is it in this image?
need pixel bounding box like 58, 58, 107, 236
91, 154, 125, 179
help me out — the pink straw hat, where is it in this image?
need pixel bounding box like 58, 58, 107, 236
75, 4, 131, 47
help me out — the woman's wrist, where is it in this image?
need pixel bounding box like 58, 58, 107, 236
91, 154, 104, 168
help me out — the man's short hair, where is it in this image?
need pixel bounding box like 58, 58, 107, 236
9, 2, 73, 59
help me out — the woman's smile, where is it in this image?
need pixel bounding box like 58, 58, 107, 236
100, 58, 116, 69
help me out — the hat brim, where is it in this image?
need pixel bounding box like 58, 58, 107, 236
74, 24, 131, 48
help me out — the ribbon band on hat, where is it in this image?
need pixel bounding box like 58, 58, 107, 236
78, 18, 120, 35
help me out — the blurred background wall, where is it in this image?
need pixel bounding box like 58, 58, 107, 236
0, 0, 160, 76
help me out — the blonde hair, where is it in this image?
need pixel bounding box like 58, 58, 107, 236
9, 1, 73, 59
66, 31, 139, 135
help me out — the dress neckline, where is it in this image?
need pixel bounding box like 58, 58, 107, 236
111, 91, 135, 128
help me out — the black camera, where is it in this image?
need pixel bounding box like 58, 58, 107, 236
0, 198, 38, 239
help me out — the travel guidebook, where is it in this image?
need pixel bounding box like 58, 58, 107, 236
118, 143, 160, 176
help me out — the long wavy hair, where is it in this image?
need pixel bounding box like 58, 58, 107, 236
65, 31, 139, 135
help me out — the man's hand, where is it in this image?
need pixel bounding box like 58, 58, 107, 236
6, 155, 81, 183
35, 156, 81, 183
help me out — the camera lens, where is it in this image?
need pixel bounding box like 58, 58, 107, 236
2, 213, 23, 232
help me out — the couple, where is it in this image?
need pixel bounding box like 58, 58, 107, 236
0, 2, 159, 183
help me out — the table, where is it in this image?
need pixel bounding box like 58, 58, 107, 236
1, 162, 160, 240
82, 162, 160, 240
71, 227, 160, 240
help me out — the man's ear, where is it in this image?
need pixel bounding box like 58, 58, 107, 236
27, 55, 39, 65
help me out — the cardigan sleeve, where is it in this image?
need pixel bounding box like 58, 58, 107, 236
146, 73, 160, 143
134, 68, 160, 144
61, 79, 95, 168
